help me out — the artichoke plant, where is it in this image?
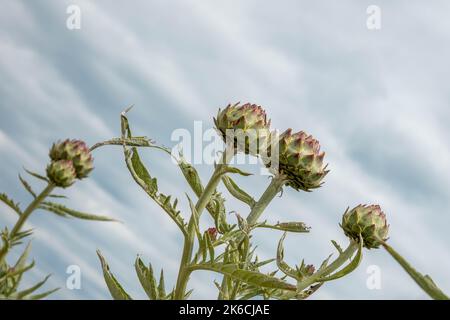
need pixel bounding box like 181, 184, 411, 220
87, 104, 448, 301
1, 103, 447, 300
0, 140, 113, 299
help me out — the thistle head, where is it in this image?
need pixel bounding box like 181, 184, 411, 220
269, 129, 328, 191
214, 102, 271, 156
341, 204, 389, 249
46, 160, 77, 188
49, 139, 94, 179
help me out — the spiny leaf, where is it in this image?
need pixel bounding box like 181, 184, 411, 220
184, 289, 194, 299
40, 202, 115, 221
23, 168, 48, 182
178, 156, 229, 233
331, 240, 343, 254
0, 193, 22, 216
318, 236, 363, 282
224, 167, 253, 176
19, 175, 36, 198
10, 242, 33, 292
48, 194, 68, 199
97, 250, 132, 300
158, 269, 166, 299
12, 275, 51, 299
178, 156, 204, 196
188, 263, 296, 292
28, 287, 59, 300
135, 257, 158, 299
276, 233, 298, 279
221, 175, 255, 208
124, 146, 187, 236
256, 221, 310, 233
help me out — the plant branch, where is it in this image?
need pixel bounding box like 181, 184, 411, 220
296, 239, 359, 292
174, 148, 234, 299
0, 183, 54, 264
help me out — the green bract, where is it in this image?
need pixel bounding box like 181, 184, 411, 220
273, 128, 328, 191
214, 102, 271, 156
341, 204, 389, 249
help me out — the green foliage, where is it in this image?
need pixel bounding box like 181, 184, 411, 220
90, 107, 448, 301
97, 250, 132, 300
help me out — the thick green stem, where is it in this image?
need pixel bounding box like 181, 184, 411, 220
383, 242, 449, 300
174, 150, 233, 299
246, 174, 287, 225
218, 174, 286, 299
0, 183, 54, 264
296, 240, 359, 292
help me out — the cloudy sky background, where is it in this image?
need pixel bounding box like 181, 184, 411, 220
1, 0, 449, 299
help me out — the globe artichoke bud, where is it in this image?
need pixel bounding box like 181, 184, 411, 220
46, 160, 77, 188
214, 102, 271, 156
272, 129, 328, 191
341, 204, 389, 249
49, 139, 94, 179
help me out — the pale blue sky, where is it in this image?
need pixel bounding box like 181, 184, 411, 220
0, 0, 449, 299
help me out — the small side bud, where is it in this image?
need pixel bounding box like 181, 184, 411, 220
46, 160, 77, 188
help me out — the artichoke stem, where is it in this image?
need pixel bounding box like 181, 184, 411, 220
246, 174, 287, 225
0, 183, 55, 265
174, 148, 234, 300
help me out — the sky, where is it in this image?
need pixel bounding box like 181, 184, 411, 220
0, 0, 449, 299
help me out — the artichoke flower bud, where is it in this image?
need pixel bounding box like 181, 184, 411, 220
214, 102, 271, 156
49, 139, 94, 179
341, 204, 389, 249
207, 227, 218, 241
46, 160, 77, 188
271, 129, 328, 191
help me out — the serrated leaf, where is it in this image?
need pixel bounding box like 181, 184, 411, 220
257, 221, 310, 233
12, 274, 51, 299
178, 156, 204, 196
97, 250, 132, 300
221, 175, 255, 208
23, 168, 48, 182
158, 269, 166, 298
224, 167, 253, 176
40, 202, 115, 221
10, 242, 33, 292
318, 237, 363, 282
135, 257, 158, 299
27, 287, 59, 300
122, 127, 187, 236
184, 289, 194, 299
19, 175, 36, 198
188, 262, 296, 292
331, 240, 343, 254
0, 193, 22, 216
48, 194, 68, 199
276, 233, 298, 279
